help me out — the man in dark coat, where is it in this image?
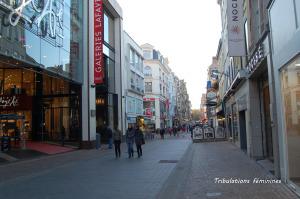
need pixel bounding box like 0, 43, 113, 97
134, 126, 144, 158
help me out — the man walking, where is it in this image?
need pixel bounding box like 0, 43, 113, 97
113, 127, 122, 158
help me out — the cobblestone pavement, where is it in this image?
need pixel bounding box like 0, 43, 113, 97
157, 141, 300, 199
0, 134, 191, 199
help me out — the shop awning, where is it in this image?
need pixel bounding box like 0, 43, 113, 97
0, 114, 25, 120
223, 69, 247, 100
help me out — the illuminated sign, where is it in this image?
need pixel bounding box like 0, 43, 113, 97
0, 95, 32, 110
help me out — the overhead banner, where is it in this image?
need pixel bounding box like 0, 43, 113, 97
227, 0, 246, 56
94, 0, 104, 84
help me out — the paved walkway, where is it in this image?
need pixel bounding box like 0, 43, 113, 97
158, 142, 300, 199
0, 135, 191, 199
1, 136, 299, 199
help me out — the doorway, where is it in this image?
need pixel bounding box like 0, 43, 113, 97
239, 110, 247, 152
263, 85, 273, 161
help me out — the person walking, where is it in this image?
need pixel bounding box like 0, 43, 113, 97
126, 125, 135, 158
113, 128, 122, 158
160, 128, 165, 139
61, 126, 65, 146
135, 126, 144, 158
107, 125, 113, 149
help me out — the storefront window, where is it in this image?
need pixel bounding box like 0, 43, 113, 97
0, 69, 3, 94
22, 69, 35, 96
4, 69, 22, 95
281, 55, 300, 187
0, 0, 83, 83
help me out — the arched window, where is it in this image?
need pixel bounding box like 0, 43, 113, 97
144, 66, 152, 77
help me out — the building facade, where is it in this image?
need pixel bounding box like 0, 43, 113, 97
142, 43, 169, 129
217, 0, 280, 178
87, 0, 123, 145
122, 32, 144, 131
269, 0, 300, 194
206, 57, 219, 128
0, 0, 84, 145
176, 80, 191, 124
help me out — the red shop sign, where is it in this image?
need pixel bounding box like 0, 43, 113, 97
143, 98, 156, 101
94, 0, 104, 84
145, 108, 152, 117
0, 95, 32, 110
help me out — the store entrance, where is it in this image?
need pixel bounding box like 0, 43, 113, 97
41, 95, 80, 145
263, 84, 273, 161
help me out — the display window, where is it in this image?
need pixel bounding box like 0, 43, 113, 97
280, 55, 300, 187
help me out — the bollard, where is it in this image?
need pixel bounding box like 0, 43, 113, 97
96, 133, 101, 149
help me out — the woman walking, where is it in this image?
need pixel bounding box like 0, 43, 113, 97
135, 126, 144, 158
113, 128, 122, 158
126, 125, 135, 158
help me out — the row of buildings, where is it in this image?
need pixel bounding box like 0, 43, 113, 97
0, 0, 191, 148
123, 36, 191, 134
201, 0, 300, 195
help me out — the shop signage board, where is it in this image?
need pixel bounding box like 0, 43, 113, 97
143, 98, 156, 101
94, 0, 104, 84
0, 0, 64, 46
227, 0, 246, 56
207, 91, 217, 102
145, 108, 153, 117
246, 45, 264, 73
0, 95, 32, 110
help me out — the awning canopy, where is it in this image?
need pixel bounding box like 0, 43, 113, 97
0, 114, 25, 120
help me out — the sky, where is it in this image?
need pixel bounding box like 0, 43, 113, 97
117, 0, 221, 109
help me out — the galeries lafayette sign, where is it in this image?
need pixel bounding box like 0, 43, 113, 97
94, 0, 104, 84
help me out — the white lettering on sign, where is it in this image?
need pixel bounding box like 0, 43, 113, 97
247, 45, 264, 73
0, 96, 19, 108
0, 0, 64, 39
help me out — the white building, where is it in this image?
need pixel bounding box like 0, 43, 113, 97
122, 32, 144, 131
142, 43, 172, 129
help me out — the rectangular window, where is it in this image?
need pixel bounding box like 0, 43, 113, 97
104, 12, 114, 47
145, 82, 152, 92
130, 48, 134, 66
135, 53, 139, 68
131, 72, 135, 89
143, 50, 152, 59
136, 76, 139, 91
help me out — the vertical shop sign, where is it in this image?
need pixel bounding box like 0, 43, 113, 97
227, 0, 246, 56
94, 0, 104, 84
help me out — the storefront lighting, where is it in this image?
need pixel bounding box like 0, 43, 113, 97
295, 63, 300, 67
96, 98, 105, 105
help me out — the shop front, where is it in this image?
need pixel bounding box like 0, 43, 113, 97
247, 42, 274, 161
0, 0, 84, 145
280, 56, 300, 188
270, 0, 300, 193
